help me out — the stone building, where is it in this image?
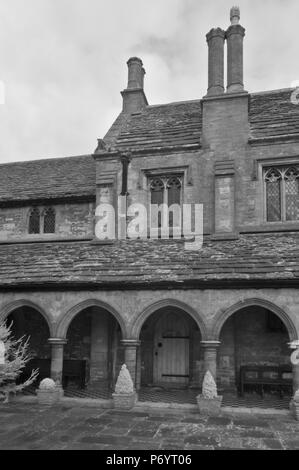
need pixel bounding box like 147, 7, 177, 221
0, 7, 299, 405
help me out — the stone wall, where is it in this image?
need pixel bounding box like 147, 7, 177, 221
101, 93, 299, 236
0, 202, 94, 241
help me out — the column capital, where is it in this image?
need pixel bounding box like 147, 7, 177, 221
200, 340, 221, 349
288, 340, 299, 350
121, 339, 141, 348
48, 338, 68, 346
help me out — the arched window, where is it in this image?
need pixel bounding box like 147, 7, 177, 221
28, 208, 41, 234
167, 176, 181, 228
149, 175, 182, 233
264, 166, 298, 222
150, 178, 165, 228
43, 207, 56, 234
265, 168, 282, 222
284, 167, 299, 221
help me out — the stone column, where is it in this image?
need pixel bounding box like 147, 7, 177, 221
48, 338, 67, 387
206, 28, 226, 96
120, 339, 141, 389
201, 341, 221, 381
135, 344, 142, 391
290, 344, 299, 393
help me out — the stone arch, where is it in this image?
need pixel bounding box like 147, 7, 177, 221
55, 299, 127, 339
212, 297, 298, 342
130, 298, 208, 340
0, 299, 54, 336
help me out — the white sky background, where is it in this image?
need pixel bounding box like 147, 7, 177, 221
0, 0, 298, 163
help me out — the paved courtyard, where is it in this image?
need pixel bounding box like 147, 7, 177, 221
0, 402, 298, 450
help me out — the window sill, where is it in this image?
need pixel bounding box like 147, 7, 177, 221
0, 235, 93, 245
239, 223, 299, 233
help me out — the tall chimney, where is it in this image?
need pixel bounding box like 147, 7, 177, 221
206, 28, 226, 96
121, 57, 148, 114
226, 6, 245, 93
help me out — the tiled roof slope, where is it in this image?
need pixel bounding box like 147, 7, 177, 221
108, 88, 299, 151
0, 233, 298, 287
250, 89, 299, 140
0, 155, 95, 203
111, 100, 202, 152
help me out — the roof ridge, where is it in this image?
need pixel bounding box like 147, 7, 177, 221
147, 99, 202, 109
144, 89, 295, 108
251, 87, 295, 96
0, 154, 93, 168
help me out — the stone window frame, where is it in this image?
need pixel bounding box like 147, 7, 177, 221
140, 166, 189, 236
264, 165, 298, 222
254, 156, 299, 225
28, 205, 56, 235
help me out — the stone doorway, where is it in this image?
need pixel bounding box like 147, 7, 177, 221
140, 307, 202, 389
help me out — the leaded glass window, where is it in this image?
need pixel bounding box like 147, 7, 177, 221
149, 175, 182, 233
43, 207, 56, 233
28, 207, 40, 234
264, 166, 299, 222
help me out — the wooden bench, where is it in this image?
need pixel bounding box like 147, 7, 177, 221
239, 365, 293, 397
19, 358, 86, 389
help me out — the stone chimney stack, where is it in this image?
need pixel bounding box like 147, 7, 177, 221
226, 6, 245, 93
206, 28, 226, 96
127, 57, 145, 88
121, 57, 148, 114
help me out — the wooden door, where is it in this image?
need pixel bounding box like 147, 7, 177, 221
153, 311, 189, 386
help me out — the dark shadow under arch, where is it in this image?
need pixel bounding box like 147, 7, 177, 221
212, 298, 298, 341
55, 299, 127, 339
130, 298, 208, 340
0, 299, 53, 336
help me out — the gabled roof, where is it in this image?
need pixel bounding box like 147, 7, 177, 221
0, 232, 298, 288
0, 88, 298, 204
108, 100, 202, 152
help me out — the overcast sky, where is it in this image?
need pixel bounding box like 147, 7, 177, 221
0, 0, 298, 163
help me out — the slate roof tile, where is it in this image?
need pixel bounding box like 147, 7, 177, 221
0, 232, 297, 287
0, 154, 95, 203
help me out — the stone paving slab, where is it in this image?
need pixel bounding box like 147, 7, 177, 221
0, 403, 298, 450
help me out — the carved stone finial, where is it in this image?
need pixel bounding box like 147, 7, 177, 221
95, 139, 107, 151
230, 6, 240, 25
95, 138, 112, 154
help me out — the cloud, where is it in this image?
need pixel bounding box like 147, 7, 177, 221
0, 0, 298, 162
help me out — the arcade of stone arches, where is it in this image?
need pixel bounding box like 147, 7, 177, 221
1, 297, 299, 404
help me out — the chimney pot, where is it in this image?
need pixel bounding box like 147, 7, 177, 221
127, 57, 145, 89
230, 6, 240, 25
